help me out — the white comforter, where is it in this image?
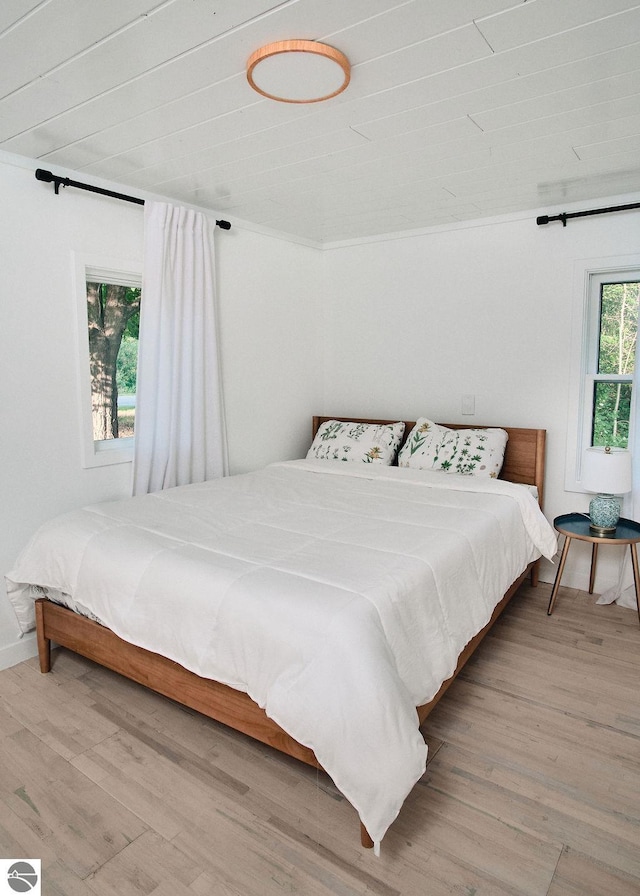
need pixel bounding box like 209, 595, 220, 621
6, 460, 557, 848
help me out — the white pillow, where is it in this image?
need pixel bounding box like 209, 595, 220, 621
307, 420, 405, 465
398, 418, 508, 478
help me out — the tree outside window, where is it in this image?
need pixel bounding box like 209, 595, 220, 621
86, 280, 140, 442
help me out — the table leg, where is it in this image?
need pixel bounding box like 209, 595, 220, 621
548, 535, 572, 615
629, 543, 640, 627
588, 543, 599, 594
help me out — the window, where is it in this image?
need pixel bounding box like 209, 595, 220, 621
566, 257, 640, 492
74, 254, 141, 468
586, 274, 639, 449
87, 278, 140, 442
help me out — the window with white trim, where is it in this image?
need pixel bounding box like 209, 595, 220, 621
74, 254, 141, 468
567, 262, 640, 492
585, 272, 639, 449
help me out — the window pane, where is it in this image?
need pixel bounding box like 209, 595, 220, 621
116, 333, 139, 438
597, 281, 639, 375
87, 281, 140, 442
591, 381, 631, 448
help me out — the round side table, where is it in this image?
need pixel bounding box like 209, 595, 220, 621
547, 512, 640, 625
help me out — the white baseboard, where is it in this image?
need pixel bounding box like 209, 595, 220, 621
0, 631, 38, 671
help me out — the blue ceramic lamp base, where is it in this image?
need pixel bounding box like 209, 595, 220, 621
589, 493, 622, 535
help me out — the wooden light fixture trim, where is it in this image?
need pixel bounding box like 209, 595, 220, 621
246, 39, 350, 104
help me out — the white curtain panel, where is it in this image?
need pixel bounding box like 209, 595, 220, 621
132, 201, 227, 495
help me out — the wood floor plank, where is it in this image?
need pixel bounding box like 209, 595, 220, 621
391, 776, 559, 895
172, 808, 402, 896
0, 723, 148, 878
426, 680, 640, 810
463, 625, 639, 725
546, 846, 640, 896
0, 654, 120, 760
420, 741, 639, 879
83, 830, 202, 896
0, 798, 61, 871
35, 860, 96, 896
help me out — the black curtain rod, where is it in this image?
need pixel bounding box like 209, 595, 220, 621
536, 199, 640, 227
35, 168, 231, 230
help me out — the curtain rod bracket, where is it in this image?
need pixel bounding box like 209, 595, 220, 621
34, 168, 231, 230
35, 167, 69, 195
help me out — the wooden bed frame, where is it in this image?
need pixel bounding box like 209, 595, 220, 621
35, 416, 547, 849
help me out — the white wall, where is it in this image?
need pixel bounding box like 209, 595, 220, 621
321, 199, 640, 594
0, 158, 144, 666
0, 155, 321, 667
216, 227, 323, 473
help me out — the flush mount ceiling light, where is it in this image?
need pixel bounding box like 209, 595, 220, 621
246, 39, 350, 103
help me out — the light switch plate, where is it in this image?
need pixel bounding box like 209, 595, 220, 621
461, 394, 475, 415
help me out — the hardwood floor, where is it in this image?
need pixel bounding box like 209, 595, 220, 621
0, 582, 638, 895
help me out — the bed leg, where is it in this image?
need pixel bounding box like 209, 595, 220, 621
360, 821, 374, 849
35, 600, 51, 673
530, 559, 540, 588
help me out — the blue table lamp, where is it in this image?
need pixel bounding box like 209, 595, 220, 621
582, 446, 632, 534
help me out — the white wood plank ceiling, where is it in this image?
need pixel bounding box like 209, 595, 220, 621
2, 0, 640, 243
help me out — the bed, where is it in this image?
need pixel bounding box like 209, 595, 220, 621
6, 416, 557, 852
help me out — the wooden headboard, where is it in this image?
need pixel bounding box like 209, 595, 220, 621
312, 416, 547, 508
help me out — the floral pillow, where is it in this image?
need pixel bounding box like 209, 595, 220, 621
398, 418, 508, 478
307, 420, 405, 465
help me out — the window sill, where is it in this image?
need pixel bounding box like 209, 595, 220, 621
82, 437, 134, 469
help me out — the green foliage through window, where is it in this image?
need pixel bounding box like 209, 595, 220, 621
592, 281, 639, 449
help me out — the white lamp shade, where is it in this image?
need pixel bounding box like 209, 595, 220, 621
582, 446, 632, 495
